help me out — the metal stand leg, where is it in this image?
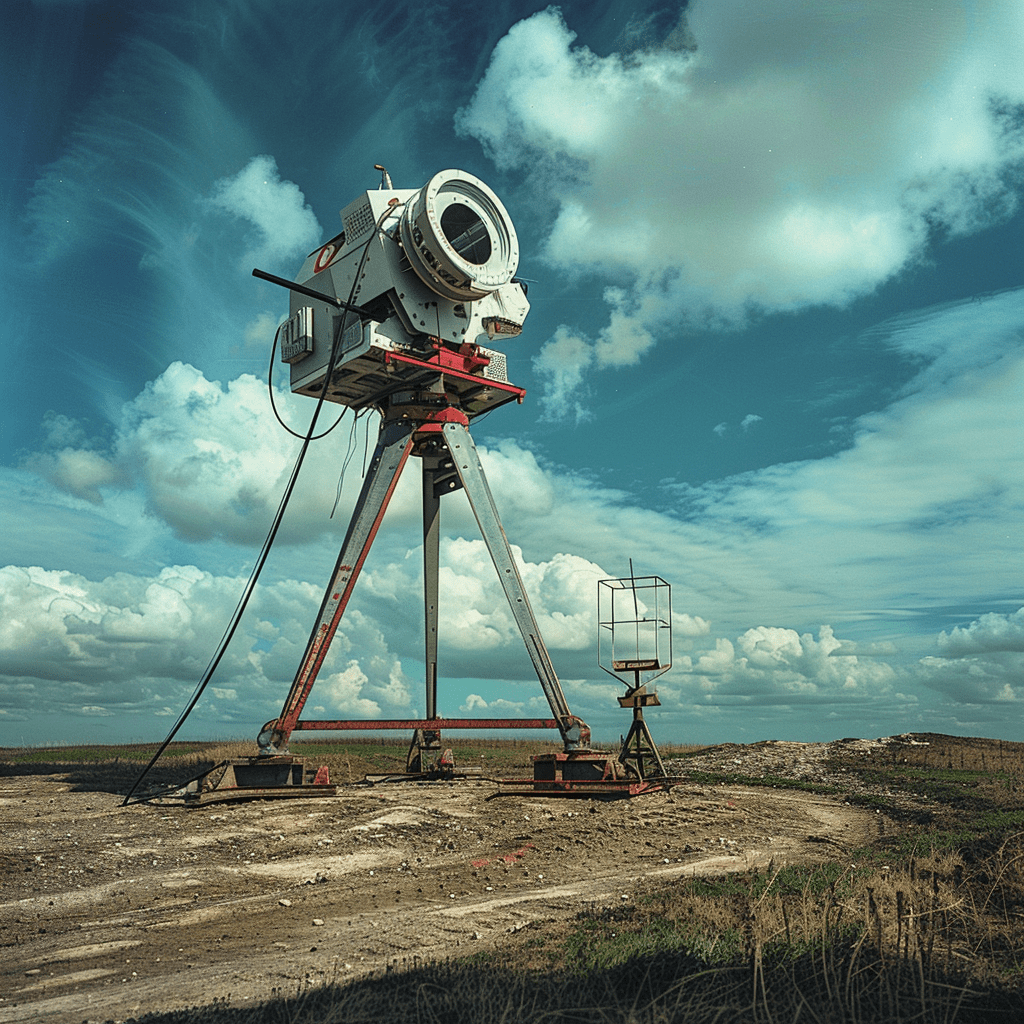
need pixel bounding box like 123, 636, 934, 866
618, 713, 667, 780
442, 421, 588, 749
259, 418, 416, 753
615, 666, 666, 779
406, 448, 451, 773
422, 453, 446, 721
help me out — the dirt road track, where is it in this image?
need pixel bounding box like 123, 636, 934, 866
0, 771, 881, 1023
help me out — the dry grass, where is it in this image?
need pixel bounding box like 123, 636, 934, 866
439, 828, 1022, 1022
121, 875, 1023, 1024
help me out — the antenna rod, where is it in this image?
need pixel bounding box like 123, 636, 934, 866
251, 268, 373, 319
629, 557, 640, 659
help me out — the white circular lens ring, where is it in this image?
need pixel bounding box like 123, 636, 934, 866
400, 169, 520, 301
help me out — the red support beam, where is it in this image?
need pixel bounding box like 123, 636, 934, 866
293, 718, 558, 731
383, 350, 526, 401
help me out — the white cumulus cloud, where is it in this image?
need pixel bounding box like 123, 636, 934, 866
679, 624, 900, 704
459, 2, 1024, 414
938, 607, 1024, 656
0, 562, 413, 728
26, 361, 395, 546
914, 607, 1024, 706
208, 155, 322, 268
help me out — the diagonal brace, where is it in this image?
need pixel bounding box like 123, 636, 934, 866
442, 421, 588, 749
259, 418, 416, 753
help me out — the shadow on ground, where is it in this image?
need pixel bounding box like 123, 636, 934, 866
0, 758, 215, 795
118, 947, 1020, 1024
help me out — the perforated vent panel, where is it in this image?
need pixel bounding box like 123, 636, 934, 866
484, 349, 508, 384
342, 201, 375, 243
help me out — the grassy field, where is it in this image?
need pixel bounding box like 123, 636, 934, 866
3, 733, 1023, 1021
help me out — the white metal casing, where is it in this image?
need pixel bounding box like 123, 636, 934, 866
286, 181, 528, 406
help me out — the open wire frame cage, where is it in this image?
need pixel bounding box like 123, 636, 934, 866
597, 574, 672, 686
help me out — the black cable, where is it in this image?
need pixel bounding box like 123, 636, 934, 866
330, 407, 369, 519
267, 321, 345, 440
121, 761, 233, 804
467, 407, 494, 428
360, 405, 374, 477
122, 426, 317, 804
123, 203, 400, 805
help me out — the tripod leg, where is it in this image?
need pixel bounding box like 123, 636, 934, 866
617, 715, 667, 779
264, 419, 416, 752
422, 455, 442, 722
644, 719, 668, 777
440, 421, 585, 748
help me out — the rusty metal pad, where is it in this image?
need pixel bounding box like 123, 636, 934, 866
495, 778, 670, 798
184, 784, 339, 806
183, 757, 336, 806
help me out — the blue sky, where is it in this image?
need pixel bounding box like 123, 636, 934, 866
2, 0, 1023, 748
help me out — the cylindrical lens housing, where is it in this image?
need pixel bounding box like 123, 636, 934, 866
399, 169, 520, 301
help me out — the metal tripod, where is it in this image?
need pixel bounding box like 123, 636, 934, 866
616, 666, 667, 780
258, 404, 589, 765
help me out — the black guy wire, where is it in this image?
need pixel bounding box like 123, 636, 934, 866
267, 320, 345, 440
123, 202, 399, 804
330, 407, 370, 519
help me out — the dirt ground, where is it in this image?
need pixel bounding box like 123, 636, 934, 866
0, 742, 888, 1024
